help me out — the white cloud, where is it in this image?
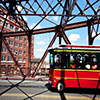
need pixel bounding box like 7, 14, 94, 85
45, 16, 49, 19
36, 48, 44, 52
49, 16, 58, 22
30, 23, 42, 29
37, 41, 45, 45
69, 34, 80, 42
23, 16, 27, 21
52, 16, 58, 21
17, 5, 22, 11
36, 36, 41, 40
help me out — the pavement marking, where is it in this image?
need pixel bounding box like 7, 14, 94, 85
2, 93, 100, 100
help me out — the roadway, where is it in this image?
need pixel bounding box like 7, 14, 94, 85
0, 79, 100, 100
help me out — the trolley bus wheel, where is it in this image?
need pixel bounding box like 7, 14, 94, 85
57, 82, 65, 92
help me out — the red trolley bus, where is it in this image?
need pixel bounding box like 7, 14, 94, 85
49, 45, 100, 92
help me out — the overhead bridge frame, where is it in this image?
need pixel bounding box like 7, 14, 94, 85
0, 0, 100, 78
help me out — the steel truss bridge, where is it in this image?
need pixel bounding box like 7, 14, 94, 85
0, 0, 100, 79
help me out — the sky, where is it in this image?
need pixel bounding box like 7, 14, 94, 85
16, 0, 100, 62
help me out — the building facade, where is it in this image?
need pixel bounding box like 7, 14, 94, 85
0, 5, 34, 76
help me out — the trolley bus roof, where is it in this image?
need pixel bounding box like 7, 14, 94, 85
48, 45, 100, 53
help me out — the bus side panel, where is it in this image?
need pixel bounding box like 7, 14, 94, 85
65, 80, 100, 89
64, 79, 79, 88
65, 71, 100, 89
77, 71, 100, 89
79, 80, 99, 88
49, 68, 60, 88
53, 69, 100, 89
65, 70, 80, 88
54, 70, 79, 88
77, 71, 99, 79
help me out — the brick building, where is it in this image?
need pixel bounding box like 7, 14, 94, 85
0, 5, 34, 76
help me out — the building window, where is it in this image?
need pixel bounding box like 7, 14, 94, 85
19, 57, 22, 61
15, 20, 19, 24
19, 36, 22, 41
10, 16, 14, 21
9, 40, 13, 45
14, 42, 18, 47
24, 38, 26, 42
3, 30, 7, 33
10, 37, 14, 39
19, 50, 22, 55
23, 58, 25, 62
15, 27, 18, 31
8, 56, 12, 61
4, 23, 8, 27
0, 9, 2, 14
0, 19, 1, 24
24, 51, 26, 56
1, 56, 6, 61
19, 22, 23, 27
14, 49, 17, 54
15, 36, 18, 40
19, 43, 22, 48
2, 46, 6, 52
5, 38, 7, 42
10, 48, 13, 51
10, 24, 14, 30
24, 45, 26, 49
8, 65, 11, 72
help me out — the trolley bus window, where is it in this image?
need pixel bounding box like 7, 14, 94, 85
54, 54, 61, 68
76, 54, 85, 69
50, 53, 53, 66
49, 52, 99, 70
96, 54, 100, 70
70, 54, 75, 68
91, 54, 97, 69
70, 53, 89, 69
62, 54, 69, 69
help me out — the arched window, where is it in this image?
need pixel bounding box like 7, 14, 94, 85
54, 54, 61, 64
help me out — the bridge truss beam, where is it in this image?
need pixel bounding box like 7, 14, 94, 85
0, 0, 100, 78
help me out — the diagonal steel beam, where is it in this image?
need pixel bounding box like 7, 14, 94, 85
63, 0, 76, 26
62, 32, 71, 44
86, 0, 97, 15
61, 0, 76, 25
31, 0, 62, 30
0, 33, 2, 75
32, 32, 58, 77
75, 2, 84, 15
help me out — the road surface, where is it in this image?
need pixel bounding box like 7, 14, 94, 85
0, 79, 100, 100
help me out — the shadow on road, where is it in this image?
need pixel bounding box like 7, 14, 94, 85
46, 83, 100, 94
46, 83, 100, 100
59, 92, 67, 100
23, 89, 48, 100
0, 77, 49, 100
0, 77, 26, 96
46, 83, 67, 100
